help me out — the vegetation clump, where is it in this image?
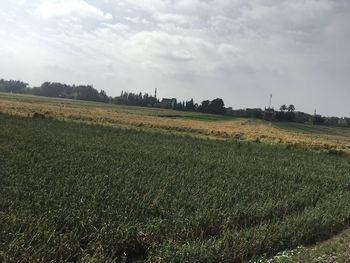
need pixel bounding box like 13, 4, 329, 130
32, 112, 46, 119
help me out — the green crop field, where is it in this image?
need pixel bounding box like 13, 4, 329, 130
1, 113, 350, 262
157, 114, 238, 122
273, 121, 350, 137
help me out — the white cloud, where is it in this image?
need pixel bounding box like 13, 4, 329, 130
12, 0, 27, 5
153, 13, 189, 25
34, 0, 113, 20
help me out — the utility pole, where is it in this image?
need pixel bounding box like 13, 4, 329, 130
154, 88, 157, 99
268, 94, 272, 109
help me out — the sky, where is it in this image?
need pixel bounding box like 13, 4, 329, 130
0, 0, 349, 117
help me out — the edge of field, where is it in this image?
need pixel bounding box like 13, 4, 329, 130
1, 93, 350, 156
255, 228, 350, 262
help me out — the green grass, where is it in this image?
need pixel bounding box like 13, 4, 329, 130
158, 113, 237, 122
273, 122, 350, 137
1, 113, 350, 262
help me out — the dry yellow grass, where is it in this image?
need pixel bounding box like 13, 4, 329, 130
1, 93, 350, 154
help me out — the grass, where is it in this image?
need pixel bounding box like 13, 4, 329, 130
1, 113, 350, 262
273, 122, 350, 137
158, 114, 237, 122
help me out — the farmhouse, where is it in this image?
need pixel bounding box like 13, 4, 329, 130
155, 98, 177, 109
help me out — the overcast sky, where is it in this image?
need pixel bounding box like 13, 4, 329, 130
0, 0, 349, 116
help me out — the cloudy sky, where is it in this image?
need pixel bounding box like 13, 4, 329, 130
0, 0, 349, 116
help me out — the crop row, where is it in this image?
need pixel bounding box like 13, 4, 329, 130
0, 113, 349, 262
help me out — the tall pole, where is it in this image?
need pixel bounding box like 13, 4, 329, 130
155, 88, 157, 99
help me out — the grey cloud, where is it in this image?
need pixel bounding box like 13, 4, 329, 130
0, 0, 349, 116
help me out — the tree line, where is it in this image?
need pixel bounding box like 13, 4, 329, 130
275, 104, 296, 122
3, 78, 344, 125
0, 79, 225, 114
0, 79, 109, 102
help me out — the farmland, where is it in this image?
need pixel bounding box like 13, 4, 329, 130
1, 94, 350, 262
1, 93, 350, 154
1, 109, 350, 262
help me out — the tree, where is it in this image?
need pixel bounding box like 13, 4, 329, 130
208, 98, 225, 114
185, 99, 196, 111
280, 104, 287, 112
288, 104, 295, 112
0, 79, 28, 93
99, 90, 109, 103
314, 115, 325, 125
197, 100, 210, 113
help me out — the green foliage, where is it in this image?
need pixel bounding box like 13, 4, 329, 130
276, 111, 296, 122
314, 116, 325, 125
32, 82, 109, 103
198, 98, 225, 114
112, 91, 157, 107
0, 79, 28, 93
1, 114, 350, 262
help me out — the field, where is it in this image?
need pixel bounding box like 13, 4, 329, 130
1, 92, 350, 154
1, 94, 350, 262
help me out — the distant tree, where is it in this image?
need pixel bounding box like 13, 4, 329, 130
0, 79, 28, 93
174, 102, 184, 111
111, 90, 157, 107
285, 111, 295, 122
99, 90, 109, 103
280, 105, 287, 112
314, 115, 325, 125
276, 104, 295, 122
185, 99, 196, 111
74, 85, 100, 101
208, 98, 225, 114
198, 100, 210, 113
288, 104, 295, 112
197, 99, 225, 114
275, 111, 285, 121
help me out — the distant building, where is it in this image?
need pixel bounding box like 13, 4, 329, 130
322, 117, 350, 126
155, 98, 177, 109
